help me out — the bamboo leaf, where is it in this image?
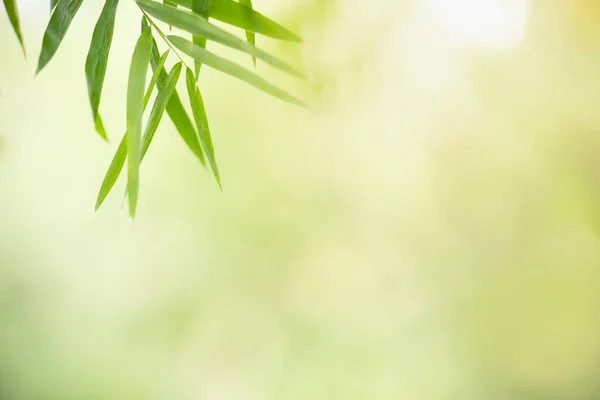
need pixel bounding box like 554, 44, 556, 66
95, 134, 127, 210
126, 28, 153, 218
143, 49, 169, 106
137, 0, 305, 78
3, 0, 26, 56
85, 0, 119, 141
37, 0, 84, 74
238, 0, 256, 66
147, 28, 207, 167
165, 0, 301, 42
192, 0, 210, 76
163, 0, 175, 29
169, 35, 307, 108
51, 0, 59, 12
185, 67, 220, 187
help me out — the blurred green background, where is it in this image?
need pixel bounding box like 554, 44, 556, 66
2, 0, 600, 398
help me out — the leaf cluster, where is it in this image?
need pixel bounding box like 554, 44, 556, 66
2, 0, 305, 217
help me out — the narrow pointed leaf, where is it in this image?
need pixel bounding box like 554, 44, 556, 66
137, 0, 304, 78
163, 0, 175, 29
126, 29, 153, 218
143, 49, 169, 106
148, 33, 207, 166
191, 0, 210, 76
94, 50, 170, 211
51, 0, 59, 12
85, 0, 119, 141
169, 35, 307, 107
3, 0, 26, 56
165, 0, 301, 42
37, 0, 84, 74
185, 67, 220, 187
238, 0, 256, 66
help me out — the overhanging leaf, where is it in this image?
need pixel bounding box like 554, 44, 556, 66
147, 24, 207, 167
85, 0, 119, 141
238, 0, 256, 66
94, 49, 170, 211
169, 35, 307, 107
51, 0, 59, 12
166, 0, 301, 42
185, 67, 220, 187
126, 28, 153, 218
3, 0, 26, 56
37, 0, 84, 74
137, 0, 305, 78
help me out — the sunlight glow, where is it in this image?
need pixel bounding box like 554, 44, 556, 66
423, 0, 529, 49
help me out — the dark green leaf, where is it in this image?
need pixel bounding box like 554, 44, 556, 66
166, 0, 301, 42
85, 0, 119, 141
192, 0, 210, 76
3, 0, 26, 56
148, 32, 207, 167
169, 35, 307, 108
185, 67, 220, 187
126, 28, 153, 218
143, 49, 169, 106
51, 0, 59, 12
137, 0, 305, 78
238, 0, 256, 66
37, 0, 84, 74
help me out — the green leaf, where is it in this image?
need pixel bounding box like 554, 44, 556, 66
126, 28, 153, 218
185, 67, 221, 187
137, 0, 305, 78
165, 0, 301, 42
95, 62, 184, 211
144, 49, 169, 106
141, 63, 183, 160
238, 0, 256, 66
3, 0, 26, 56
37, 0, 84, 74
163, 0, 175, 29
85, 0, 119, 141
51, 0, 59, 12
191, 0, 210, 76
169, 35, 307, 108
148, 31, 207, 167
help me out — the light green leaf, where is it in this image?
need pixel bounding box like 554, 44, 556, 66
163, 0, 175, 29
3, 0, 26, 56
95, 62, 183, 211
165, 0, 301, 42
169, 35, 307, 108
37, 0, 84, 74
143, 49, 169, 106
85, 0, 119, 141
238, 0, 256, 66
192, 0, 210, 76
147, 27, 207, 167
126, 28, 153, 218
137, 0, 305, 78
185, 67, 220, 187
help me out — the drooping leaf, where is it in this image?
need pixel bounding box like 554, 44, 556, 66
85, 0, 119, 141
126, 28, 153, 218
3, 0, 26, 56
191, 0, 210, 76
185, 67, 220, 187
143, 49, 169, 106
165, 0, 301, 42
140, 62, 183, 160
37, 0, 84, 74
238, 0, 256, 66
147, 28, 207, 167
51, 0, 59, 12
169, 35, 307, 107
94, 49, 170, 211
137, 0, 305, 78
